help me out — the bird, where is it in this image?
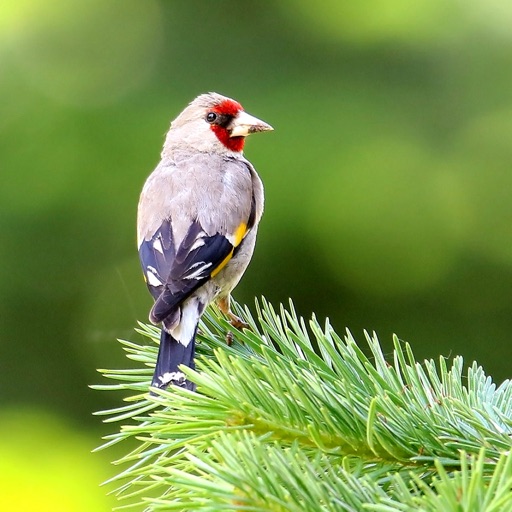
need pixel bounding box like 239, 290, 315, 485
137, 92, 273, 391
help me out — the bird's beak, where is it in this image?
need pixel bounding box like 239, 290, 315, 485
229, 111, 274, 137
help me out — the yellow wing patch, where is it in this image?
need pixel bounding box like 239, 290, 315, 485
211, 248, 234, 277
232, 222, 248, 247
210, 222, 248, 278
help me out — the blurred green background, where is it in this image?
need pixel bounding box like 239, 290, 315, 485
2, 0, 512, 509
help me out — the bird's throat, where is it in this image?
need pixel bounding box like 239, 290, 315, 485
210, 125, 245, 152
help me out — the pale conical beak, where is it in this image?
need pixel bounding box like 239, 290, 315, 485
229, 111, 274, 137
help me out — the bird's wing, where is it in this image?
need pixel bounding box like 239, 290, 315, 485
139, 210, 252, 325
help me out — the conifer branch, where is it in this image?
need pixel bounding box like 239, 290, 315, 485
93, 298, 512, 510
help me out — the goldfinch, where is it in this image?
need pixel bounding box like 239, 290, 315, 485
137, 93, 272, 391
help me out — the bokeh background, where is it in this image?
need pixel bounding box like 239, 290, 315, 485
2, 0, 512, 509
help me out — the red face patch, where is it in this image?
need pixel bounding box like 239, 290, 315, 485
212, 99, 243, 116
209, 99, 245, 152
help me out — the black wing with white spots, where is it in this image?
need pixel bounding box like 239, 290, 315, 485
138, 219, 175, 301
138, 219, 236, 324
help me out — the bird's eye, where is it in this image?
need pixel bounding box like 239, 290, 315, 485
206, 112, 217, 123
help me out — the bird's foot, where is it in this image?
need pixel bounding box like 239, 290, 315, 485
228, 314, 250, 331
217, 296, 250, 345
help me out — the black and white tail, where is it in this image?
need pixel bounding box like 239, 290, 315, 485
151, 329, 196, 391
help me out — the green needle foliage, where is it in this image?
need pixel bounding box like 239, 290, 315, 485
93, 299, 512, 511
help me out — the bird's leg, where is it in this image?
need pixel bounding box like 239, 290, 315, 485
217, 295, 249, 345
217, 295, 249, 329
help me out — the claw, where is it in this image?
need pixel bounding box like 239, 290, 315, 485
228, 314, 250, 331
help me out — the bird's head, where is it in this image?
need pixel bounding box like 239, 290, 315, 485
163, 92, 273, 155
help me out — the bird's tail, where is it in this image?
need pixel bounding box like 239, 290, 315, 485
151, 329, 196, 391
